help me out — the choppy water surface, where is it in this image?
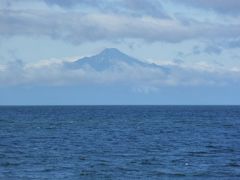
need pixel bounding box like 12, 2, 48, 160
0, 106, 240, 179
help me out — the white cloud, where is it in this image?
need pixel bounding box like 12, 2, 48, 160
1, 57, 240, 88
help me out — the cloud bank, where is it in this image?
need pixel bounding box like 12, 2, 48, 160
1, 58, 240, 90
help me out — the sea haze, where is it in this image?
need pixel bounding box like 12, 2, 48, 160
0, 106, 240, 179
1, 48, 240, 105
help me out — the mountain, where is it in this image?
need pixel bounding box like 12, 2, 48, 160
65, 48, 167, 72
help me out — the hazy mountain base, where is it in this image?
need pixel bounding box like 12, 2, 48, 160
1, 48, 240, 105
0, 48, 238, 87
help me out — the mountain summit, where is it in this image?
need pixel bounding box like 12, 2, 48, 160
99, 48, 125, 57
65, 48, 165, 71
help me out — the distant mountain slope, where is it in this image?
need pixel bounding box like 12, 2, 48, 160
64, 48, 168, 72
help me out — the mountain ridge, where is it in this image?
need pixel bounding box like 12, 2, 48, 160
65, 48, 167, 72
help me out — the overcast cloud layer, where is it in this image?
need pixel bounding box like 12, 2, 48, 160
1, 1, 240, 44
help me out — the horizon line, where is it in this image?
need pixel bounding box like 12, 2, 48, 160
1, 104, 240, 106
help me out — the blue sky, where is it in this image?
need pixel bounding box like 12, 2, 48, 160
1, 0, 240, 105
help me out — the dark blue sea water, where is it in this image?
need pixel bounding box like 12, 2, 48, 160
0, 106, 240, 179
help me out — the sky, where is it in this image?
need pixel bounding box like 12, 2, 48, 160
1, 0, 240, 105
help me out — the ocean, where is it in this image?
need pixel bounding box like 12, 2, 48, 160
0, 106, 240, 179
